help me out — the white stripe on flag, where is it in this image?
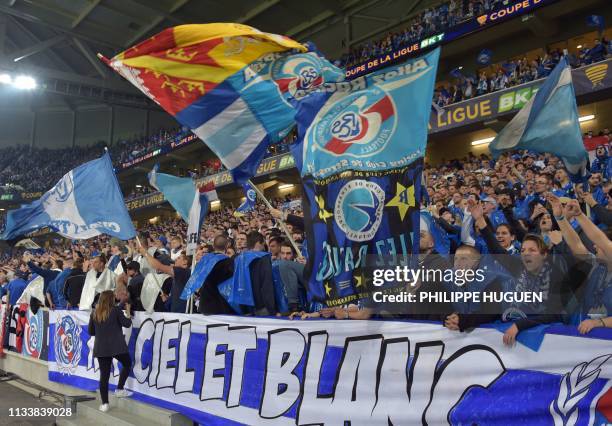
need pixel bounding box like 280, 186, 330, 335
223, 123, 267, 170
192, 97, 267, 170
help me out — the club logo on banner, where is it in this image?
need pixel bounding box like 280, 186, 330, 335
22, 309, 43, 358
320, 88, 396, 157
335, 180, 385, 241
246, 188, 256, 202
292, 48, 440, 305
54, 314, 82, 374
271, 53, 332, 100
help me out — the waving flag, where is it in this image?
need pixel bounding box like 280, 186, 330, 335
1, 153, 135, 240
186, 182, 217, 255
477, 48, 492, 65
16, 275, 44, 305
587, 15, 604, 32
102, 24, 343, 183
449, 67, 463, 79
292, 48, 440, 305
234, 182, 257, 217
420, 209, 450, 255
148, 164, 196, 221
181, 253, 228, 300
148, 165, 215, 254
489, 57, 588, 181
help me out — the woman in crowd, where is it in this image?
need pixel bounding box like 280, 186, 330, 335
470, 198, 592, 345
88, 290, 133, 412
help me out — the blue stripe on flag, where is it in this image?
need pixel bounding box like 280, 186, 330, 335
204, 103, 265, 159
175, 80, 240, 129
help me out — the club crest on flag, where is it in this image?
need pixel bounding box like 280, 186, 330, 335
272, 52, 333, 99
246, 188, 256, 202
312, 87, 396, 158
54, 314, 82, 375
334, 180, 385, 242
23, 310, 43, 358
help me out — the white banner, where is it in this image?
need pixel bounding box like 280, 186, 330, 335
47, 311, 612, 425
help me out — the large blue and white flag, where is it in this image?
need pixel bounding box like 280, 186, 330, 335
148, 164, 196, 221
103, 24, 344, 184
1, 153, 135, 240
489, 57, 588, 180
234, 182, 257, 217
292, 48, 440, 305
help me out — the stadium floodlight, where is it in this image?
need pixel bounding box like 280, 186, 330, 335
471, 137, 495, 146
278, 183, 294, 190
13, 75, 37, 90
578, 114, 595, 123
0, 74, 11, 84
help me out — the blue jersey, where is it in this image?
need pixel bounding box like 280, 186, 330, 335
6, 278, 27, 306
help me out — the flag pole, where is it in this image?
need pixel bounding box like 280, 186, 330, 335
247, 179, 302, 257
187, 255, 197, 314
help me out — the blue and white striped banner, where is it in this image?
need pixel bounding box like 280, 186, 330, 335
47, 311, 612, 425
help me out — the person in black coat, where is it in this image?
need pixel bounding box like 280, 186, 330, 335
198, 235, 236, 315
64, 258, 86, 309
125, 261, 145, 311
245, 231, 276, 315
87, 290, 132, 412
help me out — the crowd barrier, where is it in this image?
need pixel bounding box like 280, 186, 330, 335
1, 304, 611, 425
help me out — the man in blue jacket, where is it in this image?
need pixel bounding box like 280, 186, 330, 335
46, 257, 72, 310
5, 262, 29, 306
24, 252, 61, 300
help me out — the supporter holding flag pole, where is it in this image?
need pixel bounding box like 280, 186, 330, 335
489, 56, 588, 182
186, 181, 217, 256
0, 150, 136, 241
248, 181, 302, 256
148, 165, 217, 313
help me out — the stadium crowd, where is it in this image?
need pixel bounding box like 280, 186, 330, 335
0, 127, 296, 195
339, 0, 611, 71
0, 35, 609, 195
434, 39, 611, 106
340, 0, 509, 68
1, 128, 611, 344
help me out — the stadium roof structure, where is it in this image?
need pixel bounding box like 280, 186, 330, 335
0, 0, 606, 111
0, 0, 461, 108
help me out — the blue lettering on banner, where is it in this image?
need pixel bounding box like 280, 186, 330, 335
47, 311, 612, 425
